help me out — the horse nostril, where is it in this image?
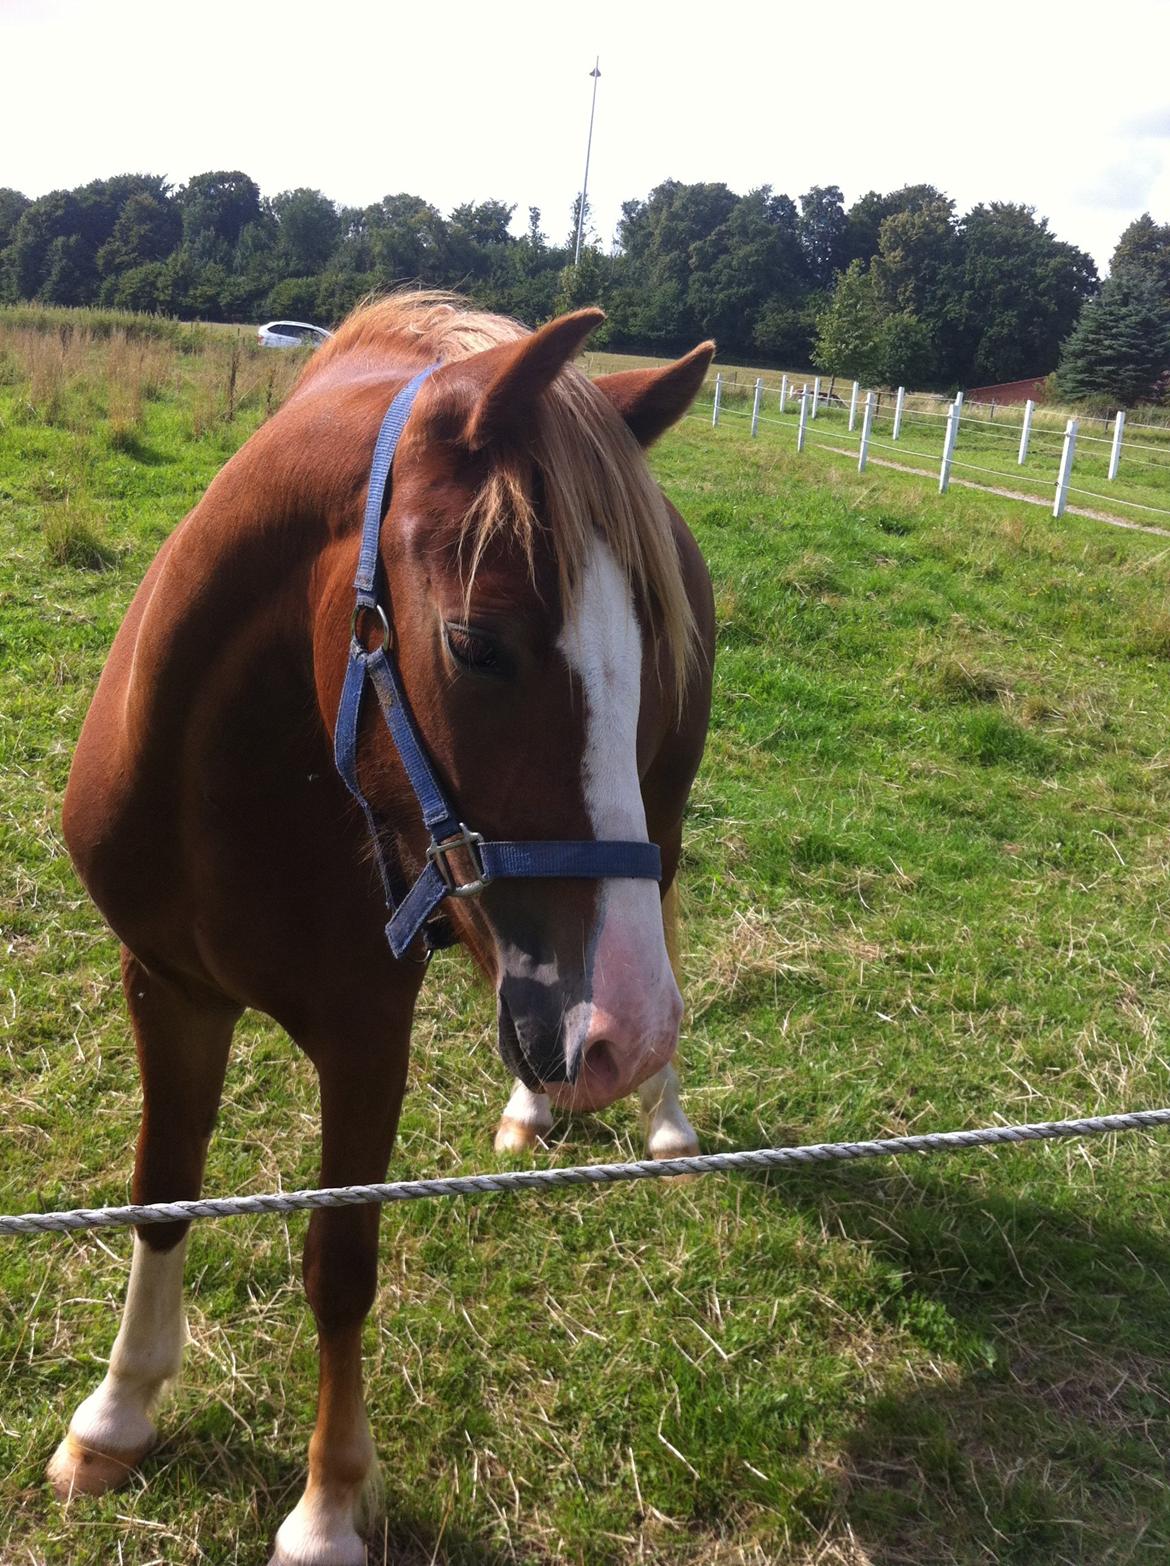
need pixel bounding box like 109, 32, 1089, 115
580, 1038, 622, 1097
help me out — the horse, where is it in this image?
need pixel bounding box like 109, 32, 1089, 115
46, 292, 716, 1565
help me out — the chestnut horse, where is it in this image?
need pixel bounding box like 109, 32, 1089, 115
48, 294, 715, 1564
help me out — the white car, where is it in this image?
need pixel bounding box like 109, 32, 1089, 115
257, 320, 332, 349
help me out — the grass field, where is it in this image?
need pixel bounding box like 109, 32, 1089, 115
4, 318, 1170, 1565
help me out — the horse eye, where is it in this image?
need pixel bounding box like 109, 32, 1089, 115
444, 623, 500, 672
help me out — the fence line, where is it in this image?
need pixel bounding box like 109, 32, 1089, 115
703, 375, 1170, 471
4, 1107, 1170, 1237
699, 373, 1170, 525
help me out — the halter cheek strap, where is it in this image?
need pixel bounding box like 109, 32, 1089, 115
333, 365, 662, 960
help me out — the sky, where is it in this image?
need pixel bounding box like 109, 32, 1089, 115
3, 0, 1169, 271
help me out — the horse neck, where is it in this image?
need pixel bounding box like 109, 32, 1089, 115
122, 407, 361, 758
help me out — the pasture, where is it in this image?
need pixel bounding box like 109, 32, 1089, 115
3, 314, 1170, 1564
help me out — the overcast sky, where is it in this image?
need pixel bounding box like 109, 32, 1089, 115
4, 0, 1168, 270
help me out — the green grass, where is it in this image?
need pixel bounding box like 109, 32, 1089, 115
4, 321, 1170, 1564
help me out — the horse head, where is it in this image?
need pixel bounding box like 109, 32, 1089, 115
370, 310, 713, 1111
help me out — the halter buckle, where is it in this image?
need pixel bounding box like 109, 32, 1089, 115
427, 824, 488, 898
350, 601, 391, 653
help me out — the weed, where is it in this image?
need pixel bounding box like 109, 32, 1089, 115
43, 505, 116, 570
782, 551, 839, 597
1130, 611, 1170, 660
930, 655, 1012, 704
955, 706, 1057, 773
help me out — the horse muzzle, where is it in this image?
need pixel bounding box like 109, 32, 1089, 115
496, 968, 682, 1112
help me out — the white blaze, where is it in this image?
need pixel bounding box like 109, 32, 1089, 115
557, 539, 680, 1062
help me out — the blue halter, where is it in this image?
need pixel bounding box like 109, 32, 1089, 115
333, 364, 662, 960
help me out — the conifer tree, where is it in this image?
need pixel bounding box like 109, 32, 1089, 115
1057, 268, 1170, 405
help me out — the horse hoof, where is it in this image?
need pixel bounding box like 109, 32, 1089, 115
267, 1552, 365, 1566
494, 1116, 543, 1154
646, 1129, 700, 1161
269, 1515, 366, 1566
268, 1553, 365, 1566
47, 1431, 148, 1499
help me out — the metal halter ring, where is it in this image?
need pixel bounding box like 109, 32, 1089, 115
351, 601, 391, 654
427, 825, 489, 898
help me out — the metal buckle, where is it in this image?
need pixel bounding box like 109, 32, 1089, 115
427, 824, 488, 898
351, 601, 391, 653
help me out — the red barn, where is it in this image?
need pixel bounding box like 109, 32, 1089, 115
963, 376, 1048, 405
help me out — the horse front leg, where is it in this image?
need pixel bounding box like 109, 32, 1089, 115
271, 1022, 411, 1566
640, 880, 698, 1157
49, 951, 238, 1498
494, 1079, 554, 1152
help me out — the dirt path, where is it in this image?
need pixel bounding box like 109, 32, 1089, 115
819, 446, 1170, 541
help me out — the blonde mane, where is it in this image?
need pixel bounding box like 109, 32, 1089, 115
305, 291, 697, 706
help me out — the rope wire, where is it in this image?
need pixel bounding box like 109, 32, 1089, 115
1062, 485, 1170, 518
3, 1107, 1169, 1238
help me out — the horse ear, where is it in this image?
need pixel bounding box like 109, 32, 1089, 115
464, 308, 605, 451
592, 341, 716, 447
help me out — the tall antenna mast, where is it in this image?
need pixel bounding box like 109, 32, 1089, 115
573, 57, 601, 267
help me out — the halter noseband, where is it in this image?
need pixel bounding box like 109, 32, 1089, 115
333, 364, 662, 960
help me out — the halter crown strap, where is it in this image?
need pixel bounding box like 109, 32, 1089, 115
333, 363, 662, 961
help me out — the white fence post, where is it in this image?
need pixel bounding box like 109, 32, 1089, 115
797, 386, 809, 452
1018, 399, 1035, 465
939, 401, 959, 493
750, 376, 763, 438
954, 389, 964, 426
848, 380, 859, 432
892, 386, 905, 441
1054, 417, 1078, 517
811, 376, 821, 420
712, 373, 722, 428
1108, 410, 1125, 481
857, 391, 875, 472
779, 374, 789, 414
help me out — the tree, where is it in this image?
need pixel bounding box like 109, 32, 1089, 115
797, 185, 848, 288
446, 199, 516, 285
107, 260, 172, 313
870, 312, 934, 387
869, 196, 959, 318
687, 187, 807, 351
271, 188, 340, 276
1, 175, 171, 304
96, 192, 181, 277
1, 189, 81, 300
450, 199, 514, 250
365, 193, 448, 283
954, 203, 1096, 384
0, 188, 29, 253
842, 184, 949, 269
1057, 269, 1170, 405
40, 233, 87, 306
567, 193, 598, 254
266, 275, 325, 321
179, 171, 262, 251
553, 245, 610, 328
618, 181, 738, 292
813, 261, 883, 379
752, 296, 819, 365
1111, 213, 1170, 299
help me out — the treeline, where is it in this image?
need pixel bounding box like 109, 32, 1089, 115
0, 170, 1165, 397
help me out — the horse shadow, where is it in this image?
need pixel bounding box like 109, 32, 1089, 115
732, 1146, 1170, 1563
